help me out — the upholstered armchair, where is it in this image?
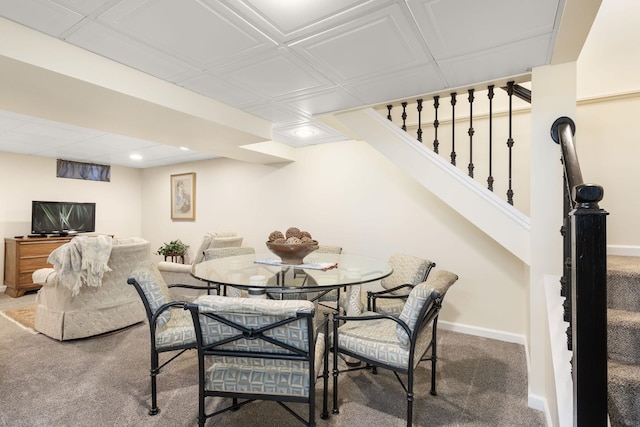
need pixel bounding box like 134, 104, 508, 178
127, 262, 198, 415
157, 231, 243, 298
186, 295, 328, 427
32, 236, 148, 341
331, 269, 458, 427
202, 246, 255, 261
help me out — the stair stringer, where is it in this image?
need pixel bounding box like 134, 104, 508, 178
334, 108, 531, 265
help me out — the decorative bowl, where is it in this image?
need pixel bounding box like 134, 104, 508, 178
266, 241, 319, 265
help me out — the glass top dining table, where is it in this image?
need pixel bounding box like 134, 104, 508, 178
191, 252, 393, 296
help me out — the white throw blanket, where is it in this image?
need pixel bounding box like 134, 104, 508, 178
47, 235, 113, 297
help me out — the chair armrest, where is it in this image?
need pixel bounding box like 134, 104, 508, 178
32, 268, 57, 286
332, 312, 411, 346
366, 284, 414, 311
334, 312, 400, 324
167, 282, 219, 291
150, 300, 189, 325
369, 283, 414, 297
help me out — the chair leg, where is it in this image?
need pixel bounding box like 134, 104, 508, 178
332, 319, 340, 414
430, 356, 438, 396
321, 314, 330, 420
198, 381, 207, 426
430, 322, 438, 396
149, 350, 160, 415
309, 385, 316, 427
407, 369, 414, 427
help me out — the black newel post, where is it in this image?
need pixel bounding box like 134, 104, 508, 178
552, 117, 608, 427
571, 184, 608, 427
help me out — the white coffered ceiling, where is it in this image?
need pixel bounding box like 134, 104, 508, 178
0, 0, 585, 168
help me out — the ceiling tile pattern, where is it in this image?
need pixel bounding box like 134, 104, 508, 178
0, 0, 564, 167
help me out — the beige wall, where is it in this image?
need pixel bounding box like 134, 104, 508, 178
577, 95, 640, 248
141, 140, 529, 337
0, 152, 143, 284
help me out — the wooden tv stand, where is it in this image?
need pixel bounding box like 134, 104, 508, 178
3, 236, 74, 297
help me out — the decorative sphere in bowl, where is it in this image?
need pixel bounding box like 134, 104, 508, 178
266, 241, 319, 265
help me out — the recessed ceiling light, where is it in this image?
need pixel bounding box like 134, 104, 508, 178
293, 127, 316, 138
129, 154, 143, 160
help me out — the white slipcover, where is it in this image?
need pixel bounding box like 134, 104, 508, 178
33, 237, 149, 340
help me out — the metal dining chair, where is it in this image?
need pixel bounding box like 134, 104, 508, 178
127, 261, 199, 415
186, 295, 329, 427
331, 270, 459, 427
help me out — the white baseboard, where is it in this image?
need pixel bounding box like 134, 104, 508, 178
438, 321, 547, 421
0, 285, 6, 293
528, 392, 548, 412
608, 245, 640, 256
529, 393, 552, 426
438, 320, 527, 345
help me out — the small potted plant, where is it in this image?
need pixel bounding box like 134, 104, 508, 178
155, 239, 189, 262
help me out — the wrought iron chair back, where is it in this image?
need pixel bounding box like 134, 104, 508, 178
186, 295, 328, 427
127, 262, 197, 415
367, 253, 436, 315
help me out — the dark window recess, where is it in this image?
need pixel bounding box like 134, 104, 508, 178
56, 159, 110, 182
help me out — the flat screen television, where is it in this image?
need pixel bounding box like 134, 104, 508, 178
31, 201, 96, 236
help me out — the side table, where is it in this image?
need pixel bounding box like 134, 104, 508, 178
164, 253, 185, 264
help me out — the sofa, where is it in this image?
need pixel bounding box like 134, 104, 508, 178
32, 236, 149, 340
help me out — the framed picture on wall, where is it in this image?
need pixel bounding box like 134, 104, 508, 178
170, 172, 196, 220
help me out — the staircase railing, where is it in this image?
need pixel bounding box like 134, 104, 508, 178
384, 81, 531, 209
551, 117, 608, 426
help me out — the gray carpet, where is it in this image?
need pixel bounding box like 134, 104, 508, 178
0, 293, 544, 427
607, 255, 640, 427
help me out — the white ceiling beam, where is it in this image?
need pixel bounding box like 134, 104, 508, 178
0, 17, 295, 164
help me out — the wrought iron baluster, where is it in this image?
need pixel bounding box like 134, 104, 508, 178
433, 96, 440, 153
506, 81, 514, 205
401, 102, 407, 131
450, 93, 457, 166
468, 89, 475, 178
416, 99, 423, 143
487, 85, 494, 191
